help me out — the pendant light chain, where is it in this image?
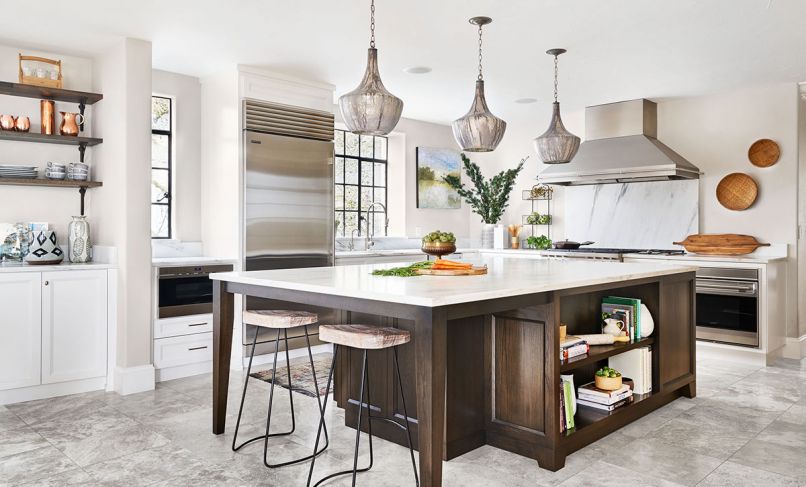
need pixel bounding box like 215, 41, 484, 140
369, 0, 376, 48
553, 54, 559, 103
477, 23, 484, 81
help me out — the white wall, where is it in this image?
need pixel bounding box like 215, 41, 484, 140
799, 83, 806, 338
152, 69, 202, 242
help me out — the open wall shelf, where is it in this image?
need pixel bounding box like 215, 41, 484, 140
0, 81, 103, 105
0, 131, 101, 147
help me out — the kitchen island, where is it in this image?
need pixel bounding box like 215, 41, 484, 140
210, 257, 697, 486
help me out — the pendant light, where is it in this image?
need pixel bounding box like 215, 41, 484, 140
534, 49, 580, 164
339, 0, 403, 136
452, 16, 506, 152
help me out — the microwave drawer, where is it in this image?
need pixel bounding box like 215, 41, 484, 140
154, 333, 213, 369
154, 314, 213, 339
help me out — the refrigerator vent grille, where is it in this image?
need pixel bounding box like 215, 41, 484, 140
244, 99, 334, 141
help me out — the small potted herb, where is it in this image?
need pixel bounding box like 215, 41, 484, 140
594, 366, 622, 391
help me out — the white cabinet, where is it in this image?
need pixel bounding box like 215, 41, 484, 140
41, 270, 107, 384
0, 273, 42, 390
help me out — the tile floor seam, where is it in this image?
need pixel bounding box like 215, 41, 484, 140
719, 404, 795, 481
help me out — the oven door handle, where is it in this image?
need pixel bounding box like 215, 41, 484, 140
696, 281, 758, 296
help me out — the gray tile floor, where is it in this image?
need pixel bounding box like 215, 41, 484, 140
2, 355, 806, 486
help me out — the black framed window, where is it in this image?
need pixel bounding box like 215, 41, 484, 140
334, 129, 388, 237
151, 96, 172, 239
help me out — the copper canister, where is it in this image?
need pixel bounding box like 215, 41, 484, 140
41, 100, 55, 135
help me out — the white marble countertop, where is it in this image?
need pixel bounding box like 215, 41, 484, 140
0, 261, 115, 273
152, 256, 238, 267
211, 256, 697, 307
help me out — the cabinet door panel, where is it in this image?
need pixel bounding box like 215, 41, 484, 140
42, 270, 107, 384
0, 273, 41, 390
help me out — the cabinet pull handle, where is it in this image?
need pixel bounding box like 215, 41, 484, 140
188, 346, 208, 351
187, 323, 207, 327
44, 281, 49, 286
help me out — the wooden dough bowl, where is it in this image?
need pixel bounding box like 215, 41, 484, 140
674, 234, 770, 256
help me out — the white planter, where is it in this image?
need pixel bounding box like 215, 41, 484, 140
481, 224, 495, 249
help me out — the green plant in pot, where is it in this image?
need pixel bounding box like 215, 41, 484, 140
443, 153, 527, 248
526, 235, 552, 250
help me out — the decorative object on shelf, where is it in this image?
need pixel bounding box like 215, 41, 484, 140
507, 224, 523, 249
339, 0, 403, 136
68, 215, 91, 263
41, 100, 55, 135
559, 323, 567, 341
525, 212, 552, 225
25, 230, 64, 265
748, 138, 780, 168
452, 16, 506, 152
529, 184, 553, 200
67, 162, 89, 181
18, 54, 62, 89
575, 334, 630, 345
639, 303, 654, 338
594, 366, 623, 391
673, 233, 770, 255
716, 172, 758, 210
0, 114, 16, 131
526, 234, 552, 250
1, 223, 31, 262
534, 49, 580, 165
45, 161, 66, 181
602, 316, 627, 337
416, 147, 461, 209
59, 112, 84, 136
443, 153, 526, 248
421, 230, 457, 258
14, 116, 30, 132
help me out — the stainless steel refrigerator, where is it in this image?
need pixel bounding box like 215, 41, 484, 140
242, 99, 335, 356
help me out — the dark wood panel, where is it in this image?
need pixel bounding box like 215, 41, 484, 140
0, 80, 103, 104
0, 131, 102, 146
659, 278, 695, 390
0, 178, 102, 189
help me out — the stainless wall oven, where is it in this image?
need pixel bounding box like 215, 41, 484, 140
158, 264, 234, 318
695, 267, 759, 348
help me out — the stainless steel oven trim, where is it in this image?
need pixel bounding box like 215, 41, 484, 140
696, 278, 758, 296
695, 266, 760, 348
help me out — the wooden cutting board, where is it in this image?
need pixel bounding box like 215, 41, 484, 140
417, 266, 488, 276
673, 234, 770, 255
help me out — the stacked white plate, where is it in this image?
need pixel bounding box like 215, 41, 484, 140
0, 165, 38, 179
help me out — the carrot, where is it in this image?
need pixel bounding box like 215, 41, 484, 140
434, 259, 471, 268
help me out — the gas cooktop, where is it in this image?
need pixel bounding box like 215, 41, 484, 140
546, 248, 686, 255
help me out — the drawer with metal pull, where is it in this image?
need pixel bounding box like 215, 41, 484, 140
154, 314, 213, 339
153, 333, 213, 368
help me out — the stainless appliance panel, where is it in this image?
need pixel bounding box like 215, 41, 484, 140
158, 264, 234, 319
695, 267, 759, 348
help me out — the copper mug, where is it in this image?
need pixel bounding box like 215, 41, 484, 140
59, 112, 84, 136
15, 116, 30, 132
0, 114, 16, 131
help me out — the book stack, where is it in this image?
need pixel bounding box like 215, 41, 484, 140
602, 296, 641, 341
561, 336, 589, 361
560, 375, 576, 433
609, 347, 652, 394
576, 381, 634, 412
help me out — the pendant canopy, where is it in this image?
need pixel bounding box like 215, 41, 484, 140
534, 48, 580, 164
338, 0, 403, 136
452, 16, 506, 152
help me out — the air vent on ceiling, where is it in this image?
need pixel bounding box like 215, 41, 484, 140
243, 99, 334, 141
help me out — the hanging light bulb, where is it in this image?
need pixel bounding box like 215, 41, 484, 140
339, 0, 403, 136
452, 16, 506, 152
534, 48, 580, 164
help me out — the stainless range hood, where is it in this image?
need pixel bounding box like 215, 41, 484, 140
537, 99, 700, 185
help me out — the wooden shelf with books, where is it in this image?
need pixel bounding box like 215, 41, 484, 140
560, 336, 654, 372
562, 391, 655, 441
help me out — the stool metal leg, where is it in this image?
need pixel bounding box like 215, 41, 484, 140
307, 345, 339, 487
231, 326, 259, 451
304, 325, 330, 450
394, 347, 419, 487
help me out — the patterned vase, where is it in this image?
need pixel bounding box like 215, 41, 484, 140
25, 230, 64, 265
481, 223, 495, 249
68, 216, 91, 263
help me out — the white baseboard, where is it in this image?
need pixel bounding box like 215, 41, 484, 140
782, 335, 806, 360
113, 364, 156, 395
696, 341, 767, 368
156, 361, 212, 382
0, 377, 106, 405
243, 343, 333, 369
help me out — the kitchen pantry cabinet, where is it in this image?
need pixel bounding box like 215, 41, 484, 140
0, 269, 108, 393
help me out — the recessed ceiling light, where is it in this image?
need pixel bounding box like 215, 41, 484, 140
403, 66, 432, 74
515, 98, 538, 104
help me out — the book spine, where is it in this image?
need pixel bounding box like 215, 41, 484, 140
563, 381, 575, 430
561, 344, 589, 360
578, 390, 632, 404
560, 383, 566, 433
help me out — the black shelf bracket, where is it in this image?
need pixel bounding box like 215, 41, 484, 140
78, 97, 87, 133
78, 142, 87, 162
79, 187, 87, 216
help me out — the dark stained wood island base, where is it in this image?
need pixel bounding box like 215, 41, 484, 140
211, 259, 696, 486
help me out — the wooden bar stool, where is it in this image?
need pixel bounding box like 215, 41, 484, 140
307, 324, 419, 487
232, 310, 329, 468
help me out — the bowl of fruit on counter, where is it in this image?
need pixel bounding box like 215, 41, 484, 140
421, 230, 457, 258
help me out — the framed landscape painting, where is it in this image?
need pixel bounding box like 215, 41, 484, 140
416, 147, 461, 209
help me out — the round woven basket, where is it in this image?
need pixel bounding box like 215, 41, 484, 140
748, 139, 780, 168
716, 173, 758, 211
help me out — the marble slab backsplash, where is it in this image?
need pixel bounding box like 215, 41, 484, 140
563, 180, 699, 250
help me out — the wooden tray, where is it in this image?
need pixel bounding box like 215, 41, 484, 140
716, 173, 758, 210
748, 139, 780, 168
674, 234, 770, 255
417, 266, 488, 276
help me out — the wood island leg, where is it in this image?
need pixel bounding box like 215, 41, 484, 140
413, 307, 448, 487
682, 380, 696, 399
212, 280, 235, 435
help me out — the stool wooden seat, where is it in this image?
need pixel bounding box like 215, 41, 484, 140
243, 309, 318, 329
319, 324, 410, 350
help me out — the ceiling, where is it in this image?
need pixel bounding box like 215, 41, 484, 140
2, 0, 806, 127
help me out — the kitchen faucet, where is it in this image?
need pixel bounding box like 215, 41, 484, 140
364, 202, 388, 250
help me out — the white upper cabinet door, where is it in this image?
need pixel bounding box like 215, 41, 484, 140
0, 273, 42, 390
41, 270, 107, 384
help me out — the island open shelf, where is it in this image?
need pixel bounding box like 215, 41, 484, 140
561, 337, 654, 372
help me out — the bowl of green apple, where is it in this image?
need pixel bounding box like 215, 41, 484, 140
421, 230, 457, 258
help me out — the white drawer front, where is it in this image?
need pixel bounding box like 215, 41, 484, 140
154, 314, 213, 339
154, 333, 212, 369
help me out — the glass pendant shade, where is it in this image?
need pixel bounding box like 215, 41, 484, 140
452, 80, 507, 152
339, 48, 403, 136
534, 101, 580, 164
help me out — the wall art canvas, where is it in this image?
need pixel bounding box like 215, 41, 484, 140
416, 147, 461, 209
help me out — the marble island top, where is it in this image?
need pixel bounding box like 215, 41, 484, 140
211, 256, 697, 307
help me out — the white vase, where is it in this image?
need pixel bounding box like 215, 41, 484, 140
481, 223, 495, 249
640, 303, 655, 338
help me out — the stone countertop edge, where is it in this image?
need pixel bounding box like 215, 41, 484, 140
0, 261, 115, 273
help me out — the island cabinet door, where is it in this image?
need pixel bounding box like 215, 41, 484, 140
658, 274, 696, 391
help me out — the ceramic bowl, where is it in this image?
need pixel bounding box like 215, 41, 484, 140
595, 375, 623, 391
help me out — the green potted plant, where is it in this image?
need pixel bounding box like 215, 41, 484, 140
443, 153, 526, 248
